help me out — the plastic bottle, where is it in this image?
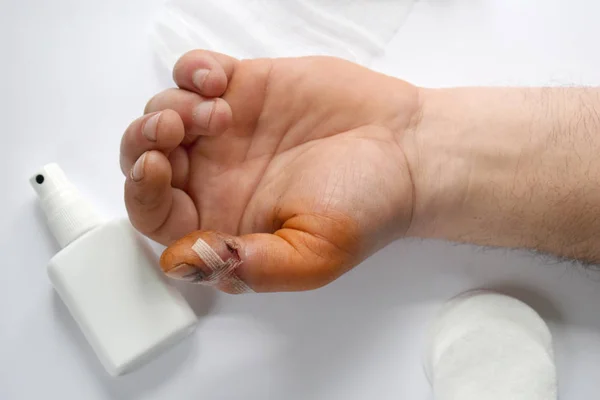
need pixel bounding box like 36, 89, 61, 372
30, 163, 197, 376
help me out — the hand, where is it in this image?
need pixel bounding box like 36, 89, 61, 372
120, 50, 421, 293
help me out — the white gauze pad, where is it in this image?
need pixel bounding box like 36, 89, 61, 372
424, 290, 557, 400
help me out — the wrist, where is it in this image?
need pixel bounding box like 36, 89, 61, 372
402, 87, 479, 240
403, 87, 545, 243
404, 86, 600, 261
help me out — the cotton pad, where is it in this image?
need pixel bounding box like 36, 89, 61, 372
424, 290, 557, 400
150, 0, 415, 70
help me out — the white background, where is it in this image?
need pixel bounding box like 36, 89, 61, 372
2, 0, 600, 399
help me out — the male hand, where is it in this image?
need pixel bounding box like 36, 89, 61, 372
120, 50, 421, 293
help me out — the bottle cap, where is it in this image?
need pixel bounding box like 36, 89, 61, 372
30, 163, 103, 248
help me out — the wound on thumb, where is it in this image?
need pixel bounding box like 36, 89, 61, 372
160, 230, 253, 294
160, 227, 355, 294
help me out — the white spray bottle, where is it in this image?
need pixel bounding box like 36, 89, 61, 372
30, 163, 197, 376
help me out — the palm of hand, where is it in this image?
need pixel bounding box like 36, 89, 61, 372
122, 51, 419, 292
191, 57, 416, 248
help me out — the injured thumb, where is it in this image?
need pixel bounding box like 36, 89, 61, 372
160, 228, 356, 294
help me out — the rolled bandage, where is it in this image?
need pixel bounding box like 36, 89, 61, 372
160, 232, 253, 294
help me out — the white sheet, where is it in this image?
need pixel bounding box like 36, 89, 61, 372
151, 0, 415, 69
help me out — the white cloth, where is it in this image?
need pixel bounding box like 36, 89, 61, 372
425, 290, 557, 400
151, 0, 415, 70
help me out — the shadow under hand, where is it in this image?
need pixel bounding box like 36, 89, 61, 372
172, 280, 218, 318
197, 238, 590, 399
51, 291, 197, 400
196, 240, 450, 399
144, 238, 218, 318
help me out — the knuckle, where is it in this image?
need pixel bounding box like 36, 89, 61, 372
144, 94, 158, 114
126, 181, 163, 210
132, 190, 161, 209
144, 89, 176, 114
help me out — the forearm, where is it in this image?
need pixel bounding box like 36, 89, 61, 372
406, 87, 600, 263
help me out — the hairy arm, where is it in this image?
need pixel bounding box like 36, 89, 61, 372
405, 87, 600, 263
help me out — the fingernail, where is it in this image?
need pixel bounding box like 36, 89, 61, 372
143, 112, 161, 142
192, 69, 210, 91
166, 263, 208, 283
193, 101, 215, 128
131, 152, 147, 182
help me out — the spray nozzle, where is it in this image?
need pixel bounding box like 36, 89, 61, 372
30, 163, 75, 199
30, 163, 103, 248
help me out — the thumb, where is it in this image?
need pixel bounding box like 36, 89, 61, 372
160, 228, 358, 294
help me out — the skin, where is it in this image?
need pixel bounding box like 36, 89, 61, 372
408, 87, 600, 262
120, 50, 600, 293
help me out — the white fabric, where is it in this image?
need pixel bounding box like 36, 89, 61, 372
151, 0, 415, 70
425, 290, 557, 400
